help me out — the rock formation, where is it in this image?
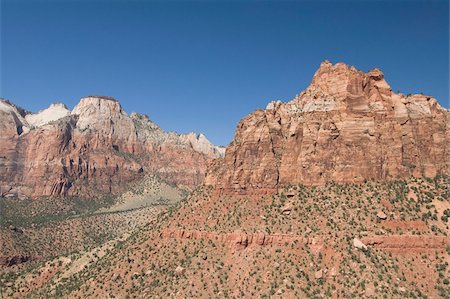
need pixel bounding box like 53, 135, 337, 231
205, 61, 449, 193
160, 228, 314, 249
25, 103, 71, 127
0, 96, 224, 198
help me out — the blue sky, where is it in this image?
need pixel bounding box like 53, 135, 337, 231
1, 0, 448, 146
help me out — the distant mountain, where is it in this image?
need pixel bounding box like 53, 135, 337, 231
0, 96, 225, 198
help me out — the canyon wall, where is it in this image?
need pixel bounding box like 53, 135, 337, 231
0, 97, 224, 198
205, 61, 449, 193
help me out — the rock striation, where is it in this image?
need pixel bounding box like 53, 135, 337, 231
205, 61, 449, 193
160, 228, 314, 250
160, 229, 450, 252
0, 96, 224, 198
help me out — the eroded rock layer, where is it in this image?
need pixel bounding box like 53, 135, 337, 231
206, 61, 449, 193
0, 97, 224, 198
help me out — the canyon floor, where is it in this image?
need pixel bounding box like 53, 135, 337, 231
1, 175, 449, 298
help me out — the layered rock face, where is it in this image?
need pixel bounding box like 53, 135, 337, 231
0, 96, 224, 198
206, 61, 449, 192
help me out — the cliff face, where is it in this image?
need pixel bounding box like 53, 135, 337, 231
0, 96, 224, 198
205, 61, 449, 193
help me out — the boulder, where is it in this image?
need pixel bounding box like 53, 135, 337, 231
364, 285, 375, 297
175, 266, 185, 275
377, 211, 388, 220
353, 238, 367, 250
330, 267, 337, 277
314, 269, 323, 279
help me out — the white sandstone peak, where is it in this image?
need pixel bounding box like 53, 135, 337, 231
25, 103, 71, 127
181, 132, 225, 158
266, 100, 282, 110
72, 96, 125, 116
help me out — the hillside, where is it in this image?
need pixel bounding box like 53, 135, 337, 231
2, 176, 449, 298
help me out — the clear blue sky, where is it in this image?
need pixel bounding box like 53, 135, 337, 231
1, 0, 448, 146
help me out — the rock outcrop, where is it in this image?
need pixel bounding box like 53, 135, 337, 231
0, 96, 224, 198
180, 133, 225, 157
205, 61, 449, 193
25, 103, 71, 127
160, 229, 450, 252
160, 228, 314, 250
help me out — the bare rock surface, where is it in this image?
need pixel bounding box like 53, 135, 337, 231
353, 238, 367, 250
25, 103, 70, 127
376, 210, 387, 220
0, 96, 223, 198
205, 61, 449, 193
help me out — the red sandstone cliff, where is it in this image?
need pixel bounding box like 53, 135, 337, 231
0, 97, 224, 198
205, 61, 449, 192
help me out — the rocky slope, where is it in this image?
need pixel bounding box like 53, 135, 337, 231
206, 61, 449, 193
4, 176, 449, 298
0, 96, 224, 199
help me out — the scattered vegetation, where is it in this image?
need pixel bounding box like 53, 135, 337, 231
1, 175, 449, 298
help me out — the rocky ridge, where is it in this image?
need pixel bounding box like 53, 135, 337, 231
206, 61, 449, 193
0, 96, 224, 198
